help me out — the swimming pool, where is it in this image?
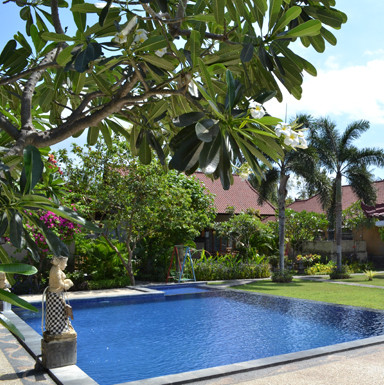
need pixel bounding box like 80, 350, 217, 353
14, 285, 384, 384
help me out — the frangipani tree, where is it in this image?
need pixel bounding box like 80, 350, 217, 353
0, 0, 347, 188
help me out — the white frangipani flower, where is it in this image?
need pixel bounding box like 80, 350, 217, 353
295, 129, 308, 149
250, 103, 265, 119
275, 122, 292, 137
113, 16, 138, 44
283, 130, 300, 147
134, 29, 148, 44
155, 47, 167, 57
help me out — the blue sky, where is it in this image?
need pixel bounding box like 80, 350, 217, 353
1, 1, 384, 179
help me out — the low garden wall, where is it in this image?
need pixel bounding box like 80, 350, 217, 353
301, 240, 367, 261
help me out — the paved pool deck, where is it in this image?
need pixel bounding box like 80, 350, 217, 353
2, 279, 384, 385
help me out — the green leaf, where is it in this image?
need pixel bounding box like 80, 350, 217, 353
75, 43, 103, 72
20, 145, 44, 194
190, 30, 201, 67
320, 26, 337, 45
0, 212, 8, 237
213, 0, 226, 25
135, 36, 167, 53
0, 263, 37, 275
240, 43, 254, 63
0, 313, 25, 340
0, 40, 17, 65
199, 132, 221, 173
272, 6, 302, 34
283, 20, 322, 38
41, 32, 75, 42
305, 6, 347, 29
72, 0, 87, 32
99, 0, 112, 26
106, 119, 131, 140
100, 123, 112, 149
141, 55, 176, 71
139, 132, 151, 165
225, 70, 235, 111
87, 126, 99, 145
0, 289, 37, 312
56, 44, 76, 66
9, 212, 23, 249
92, 73, 113, 96
71, 3, 100, 13
269, 0, 283, 30
148, 100, 168, 123
198, 58, 215, 100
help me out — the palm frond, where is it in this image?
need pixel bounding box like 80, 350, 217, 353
340, 120, 370, 152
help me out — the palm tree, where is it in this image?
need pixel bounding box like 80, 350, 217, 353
251, 115, 329, 273
308, 118, 384, 272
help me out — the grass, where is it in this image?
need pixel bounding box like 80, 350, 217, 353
233, 278, 384, 310
342, 273, 384, 286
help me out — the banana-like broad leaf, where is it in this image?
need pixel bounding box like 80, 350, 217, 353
0, 289, 37, 312
0, 263, 37, 275
20, 146, 44, 194
0, 313, 25, 341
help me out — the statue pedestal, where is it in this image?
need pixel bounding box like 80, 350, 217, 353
41, 333, 77, 369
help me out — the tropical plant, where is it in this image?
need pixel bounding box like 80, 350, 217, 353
0, 0, 347, 188
285, 209, 329, 255
0, 263, 38, 340
364, 270, 377, 281
215, 209, 275, 257
271, 270, 293, 283
191, 252, 271, 281
250, 115, 330, 273
57, 139, 216, 285
308, 118, 384, 272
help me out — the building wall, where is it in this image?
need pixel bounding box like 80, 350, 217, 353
355, 226, 384, 257
301, 240, 367, 261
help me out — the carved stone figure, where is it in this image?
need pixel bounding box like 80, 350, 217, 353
0, 272, 11, 291
44, 256, 76, 339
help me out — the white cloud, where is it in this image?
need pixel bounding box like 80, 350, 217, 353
266, 59, 384, 125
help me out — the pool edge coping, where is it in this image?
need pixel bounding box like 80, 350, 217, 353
6, 282, 384, 385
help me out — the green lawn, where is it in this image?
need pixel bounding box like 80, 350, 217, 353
343, 273, 384, 286
233, 279, 384, 310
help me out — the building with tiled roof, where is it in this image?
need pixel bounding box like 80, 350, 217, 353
289, 180, 384, 213
193, 172, 276, 217
192, 172, 276, 254
288, 180, 384, 261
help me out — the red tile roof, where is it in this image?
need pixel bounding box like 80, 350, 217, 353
193, 172, 276, 216
289, 180, 384, 213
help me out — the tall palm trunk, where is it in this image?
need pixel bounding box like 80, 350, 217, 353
278, 172, 290, 272
335, 172, 343, 271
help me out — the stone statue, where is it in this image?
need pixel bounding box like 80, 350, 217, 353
44, 256, 76, 339
0, 272, 11, 291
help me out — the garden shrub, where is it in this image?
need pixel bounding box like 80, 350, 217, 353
271, 270, 293, 283
329, 265, 351, 280
87, 276, 131, 290
191, 253, 271, 281
305, 261, 335, 275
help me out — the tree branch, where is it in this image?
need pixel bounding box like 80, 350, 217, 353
51, 0, 65, 34
0, 112, 20, 139
20, 48, 60, 131
0, 63, 60, 87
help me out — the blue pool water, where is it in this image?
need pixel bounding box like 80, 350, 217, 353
14, 288, 384, 384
